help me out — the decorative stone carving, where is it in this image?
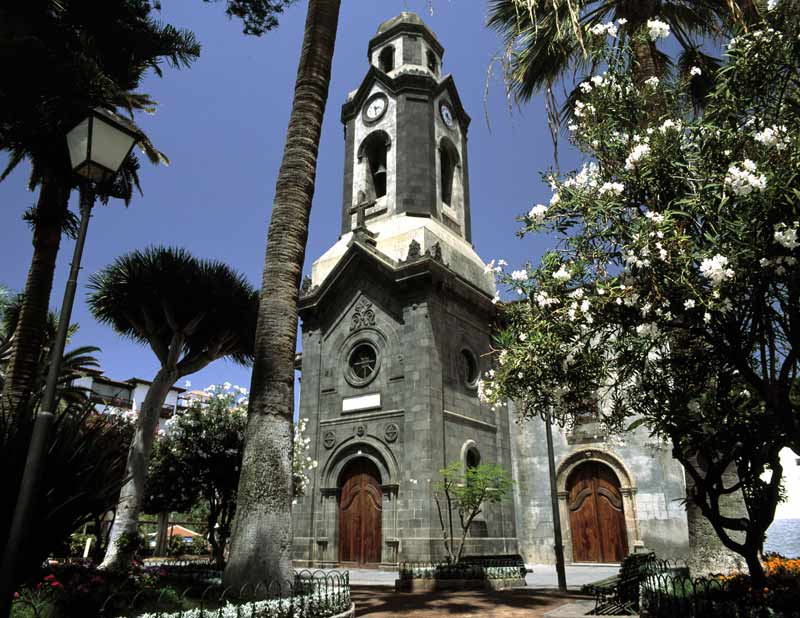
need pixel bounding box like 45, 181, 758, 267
323, 430, 336, 449
300, 275, 313, 296
356, 424, 366, 437
350, 298, 376, 331
425, 241, 443, 262
405, 239, 421, 261
384, 423, 399, 443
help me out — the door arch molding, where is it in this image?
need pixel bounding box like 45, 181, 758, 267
555, 449, 642, 563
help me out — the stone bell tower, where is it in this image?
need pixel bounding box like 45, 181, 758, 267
291, 13, 518, 567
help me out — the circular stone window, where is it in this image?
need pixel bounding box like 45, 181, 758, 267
460, 349, 480, 387
346, 342, 379, 386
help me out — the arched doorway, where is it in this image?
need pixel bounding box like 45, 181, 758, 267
567, 461, 628, 563
338, 458, 382, 565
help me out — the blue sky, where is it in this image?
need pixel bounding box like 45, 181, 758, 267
0, 1, 579, 393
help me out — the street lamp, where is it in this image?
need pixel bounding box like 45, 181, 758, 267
0, 108, 139, 618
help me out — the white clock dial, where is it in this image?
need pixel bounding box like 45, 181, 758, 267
440, 103, 455, 128
365, 96, 387, 121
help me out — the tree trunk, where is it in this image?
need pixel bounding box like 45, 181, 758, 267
154, 512, 170, 557
101, 366, 177, 570
0, 174, 69, 415
224, 0, 340, 592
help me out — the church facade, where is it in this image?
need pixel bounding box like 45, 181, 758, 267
291, 13, 689, 567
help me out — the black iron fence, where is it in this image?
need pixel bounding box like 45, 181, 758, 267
398, 559, 527, 581
14, 570, 351, 618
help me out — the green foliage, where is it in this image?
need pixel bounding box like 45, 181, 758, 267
143, 384, 318, 565
0, 0, 199, 199
0, 398, 133, 594
88, 247, 258, 370
0, 292, 100, 406
433, 461, 513, 563
202, 0, 298, 36
483, 2, 800, 581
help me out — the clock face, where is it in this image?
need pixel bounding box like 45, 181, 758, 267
363, 94, 388, 122
440, 102, 455, 128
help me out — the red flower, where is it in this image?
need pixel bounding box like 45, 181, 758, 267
50, 581, 63, 589
43, 575, 56, 582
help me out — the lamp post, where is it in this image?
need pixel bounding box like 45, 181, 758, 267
0, 108, 139, 617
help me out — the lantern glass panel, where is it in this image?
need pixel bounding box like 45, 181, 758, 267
66, 119, 90, 171
92, 116, 136, 175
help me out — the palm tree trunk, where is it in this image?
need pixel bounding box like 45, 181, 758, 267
0, 175, 69, 415
224, 0, 341, 591
101, 366, 177, 570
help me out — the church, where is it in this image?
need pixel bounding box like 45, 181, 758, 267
291, 12, 689, 568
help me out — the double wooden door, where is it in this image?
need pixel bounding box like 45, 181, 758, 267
338, 459, 382, 565
567, 462, 629, 563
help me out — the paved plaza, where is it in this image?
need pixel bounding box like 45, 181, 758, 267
351, 586, 592, 617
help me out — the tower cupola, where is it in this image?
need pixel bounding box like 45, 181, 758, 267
369, 12, 444, 79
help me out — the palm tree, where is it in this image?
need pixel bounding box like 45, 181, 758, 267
486, 0, 738, 100
0, 1, 199, 415
0, 292, 100, 406
87, 246, 258, 570
224, 0, 341, 590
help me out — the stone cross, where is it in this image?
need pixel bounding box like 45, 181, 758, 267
350, 198, 376, 231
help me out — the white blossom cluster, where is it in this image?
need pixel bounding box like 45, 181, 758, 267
598, 181, 624, 196
724, 160, 767, 196
528, 203, 548, 222
754, 125, 789, 151
564, 162, 600, 189
699, 254, 734, 286
589, 21, 618, 38
293, 417, 318, 500
511, 269, 528, 281
774, 222, 800, 250
552, 265, 571, 282
644, 76, 660, 87
658, 119, 682, 134
646, 18, 670, 41
625, 144, 651, 171
127, 592, 345, 618
535, 290, 560, 308
483, 258, 508, 275
690, 66, 702, 77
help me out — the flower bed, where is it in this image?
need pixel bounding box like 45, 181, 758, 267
641, 554, 800, 617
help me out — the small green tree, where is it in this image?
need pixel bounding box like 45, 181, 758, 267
143, 383, 318, 566
432, 461, 513, 563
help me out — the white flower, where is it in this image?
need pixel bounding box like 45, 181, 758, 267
617, 18, 628, 25
550, 192, 561, 206
564, 162, 600, 189
644, 210, 665, 224
511, 269, 527, 281
599, 181, 625, 196
704, 312, 712, 323
492, 293, 500, 304
647, 18, 670, 40
580, 299, 591, 313
553, 265, 571, 282
658, 119, 681, 134
725, 160, 767, 196
754, 125, 789, 151
644, 76, 660, 87
684, 299, 696, 310
535, 291, 560, 308
767, 0, 778, 9
636, 322, 661, 338
688, 400, 701, 412
579, 82, 593, 94
625, 144, 651, 170
534, 291, 561, 308
589, 21, 618, 37
774, 223, 800, 250
528, 204, 548, 222
700, 254, 734, 286
690, 66, 702, 77
590, 75, 605, 87
519, 333, 527, 341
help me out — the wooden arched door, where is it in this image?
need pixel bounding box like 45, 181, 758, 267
567, 461, 629, 563
338, 459, 382, 565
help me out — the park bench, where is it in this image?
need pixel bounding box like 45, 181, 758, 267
582, 552, 656, 615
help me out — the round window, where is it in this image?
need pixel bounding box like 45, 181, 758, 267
348, 343, 378, 381
460, 349, 479, 386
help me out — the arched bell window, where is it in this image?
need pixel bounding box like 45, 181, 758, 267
439, 138, 460, 207
426, 50, 438, 74
379, 46, 395, 73
358, 131, 391, 200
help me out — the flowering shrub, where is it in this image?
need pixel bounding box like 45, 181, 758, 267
144, 384, 318, 565
481, 1, 800, 584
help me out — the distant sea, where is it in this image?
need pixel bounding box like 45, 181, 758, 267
765, 519, 800, 557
